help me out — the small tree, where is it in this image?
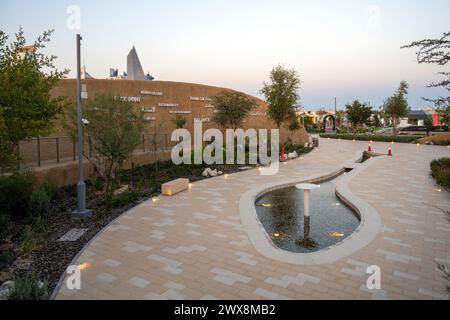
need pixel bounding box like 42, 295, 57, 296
345, 100, 372, 137
384, 81, 409, 138
424, 115, 434, 136
0, 28, 68, 161
172, 115, 187, 129
402, 31, 449, 108
65, 94, 143, 197
402, 31, 449, 130
260, 65, 301, 130
212, 91, 256, 130
438, 105, 450, 128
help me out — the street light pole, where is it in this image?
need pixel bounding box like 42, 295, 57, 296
334, 97, 337, 131
74, 34, 91, 217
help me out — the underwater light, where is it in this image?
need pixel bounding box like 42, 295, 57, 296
79, 263, 90, 270
329, 232, 344, 237
262, 203, 273, 208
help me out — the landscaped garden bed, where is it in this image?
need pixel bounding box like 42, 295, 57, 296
319, 133, 420, 143
430, 157, 450, 190
417, 133, 450, 146
0, 144, 313, 299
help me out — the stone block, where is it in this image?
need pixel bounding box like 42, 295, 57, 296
162, 178, 189, 196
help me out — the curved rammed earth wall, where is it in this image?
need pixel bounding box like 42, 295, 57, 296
26, 79, 308, 186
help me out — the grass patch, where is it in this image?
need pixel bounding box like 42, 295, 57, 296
19, 216, 48, 257
430, 158, 450, 189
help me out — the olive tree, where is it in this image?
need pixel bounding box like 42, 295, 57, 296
65, 93, 143, 197
260, 65, 300, 130
424, 115, 434, 136
345, 100, 372, 137
212, 91, 256, 130
383, 81, 409, 138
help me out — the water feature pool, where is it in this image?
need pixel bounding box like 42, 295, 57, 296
255, 173, 360, 253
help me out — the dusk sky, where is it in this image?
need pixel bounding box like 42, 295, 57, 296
1, 0, 449, 110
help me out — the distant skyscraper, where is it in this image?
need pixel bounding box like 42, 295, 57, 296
109, 68, 118, 78
81, 65, 94, 79
127, 46, 145, 81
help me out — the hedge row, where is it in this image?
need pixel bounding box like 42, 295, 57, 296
430, 158, 450, 189
319, 133, 418, 143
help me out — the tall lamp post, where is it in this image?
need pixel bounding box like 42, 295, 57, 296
74, 34, 91, 217
334, 97, 337, 132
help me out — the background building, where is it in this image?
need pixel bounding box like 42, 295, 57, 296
127, 46, 146, 81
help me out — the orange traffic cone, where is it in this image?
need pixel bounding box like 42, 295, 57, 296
281, 145, 286, 161
388, 147, 392, 156
368, 144, 372, 152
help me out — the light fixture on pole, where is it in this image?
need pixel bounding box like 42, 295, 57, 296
74, 34, 91, 217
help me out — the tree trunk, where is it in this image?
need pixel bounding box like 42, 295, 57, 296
105, 160, 114, 198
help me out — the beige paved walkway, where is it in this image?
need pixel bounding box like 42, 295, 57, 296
55, 139, 450, 300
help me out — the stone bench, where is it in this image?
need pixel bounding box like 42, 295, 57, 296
162, 178, 189, 196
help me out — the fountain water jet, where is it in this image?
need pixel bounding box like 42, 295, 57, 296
295, 183, 320, 249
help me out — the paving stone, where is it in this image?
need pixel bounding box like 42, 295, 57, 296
57, 228, 88, 242
128, 277, 150, 288
96, 273, 117, 283
53, 140, 450, 300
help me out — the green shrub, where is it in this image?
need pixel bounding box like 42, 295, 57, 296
39, 181, 58, 200
0, 171, 36, 220
7, 274, 49, 300
108, 191, 142, 208
0, 249, 14, 269
0, 210, 9, 235
27, 188, 51, 221
20, 216, 47, 257
319, 133, 418, 143
282, 143, 311, 155
430, 158, 450, 189
88, 175, 104, 192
